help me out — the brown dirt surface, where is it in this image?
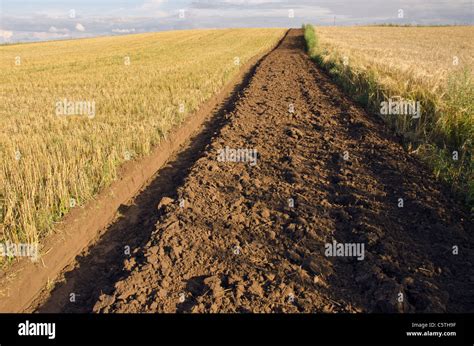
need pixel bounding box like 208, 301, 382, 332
37, 29, 473, 313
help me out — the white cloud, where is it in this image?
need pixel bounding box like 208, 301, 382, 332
189, 6, 332, 19
75, 23, 85, 32
31, 32, 70, 40
0, 30, 13, 41
220, 0, 284, 4
112, 28, 136, 33
139, 0, 170, 17
142, 0, 167, 9
49, 26, 69, 33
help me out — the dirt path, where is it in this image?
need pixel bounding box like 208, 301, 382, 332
36, 29, 473, 313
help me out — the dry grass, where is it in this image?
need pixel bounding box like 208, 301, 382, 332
0, 28, 286, 247
304, 25, 473, 209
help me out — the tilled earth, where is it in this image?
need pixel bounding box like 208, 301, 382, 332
47, 29, 474, 313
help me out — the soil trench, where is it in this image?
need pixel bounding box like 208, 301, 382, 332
36, 29, 473, 313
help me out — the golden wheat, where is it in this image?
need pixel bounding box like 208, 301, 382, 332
315, 26, 474, 93
0, 28, 286, 248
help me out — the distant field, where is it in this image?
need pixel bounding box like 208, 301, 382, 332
0, 28, 286, 247
315, 26, 474, 89
305, 25, 473, 207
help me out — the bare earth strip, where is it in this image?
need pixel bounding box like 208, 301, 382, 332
38, 29, 473, 313
2, 31, 287, 313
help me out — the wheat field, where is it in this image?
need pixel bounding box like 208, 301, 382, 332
0, 28, 286, 249
306, 26, 473, 207
315, 26, 474, 91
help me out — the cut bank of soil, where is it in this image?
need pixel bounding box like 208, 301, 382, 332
37, 29, 473, 313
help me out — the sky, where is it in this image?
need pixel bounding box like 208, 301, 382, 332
0, 0, 473, 42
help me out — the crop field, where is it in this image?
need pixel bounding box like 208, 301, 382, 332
27, 28, 471, 315
305, 25, 473, 206
315, 26, 474, 88
0, 24, 472, 320
0, 28, 286, 249
1, 0, 474, 340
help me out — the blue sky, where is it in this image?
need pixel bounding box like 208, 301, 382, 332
1, 0, 473, 42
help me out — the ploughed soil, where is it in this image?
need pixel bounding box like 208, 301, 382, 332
37, 29, 473, 313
